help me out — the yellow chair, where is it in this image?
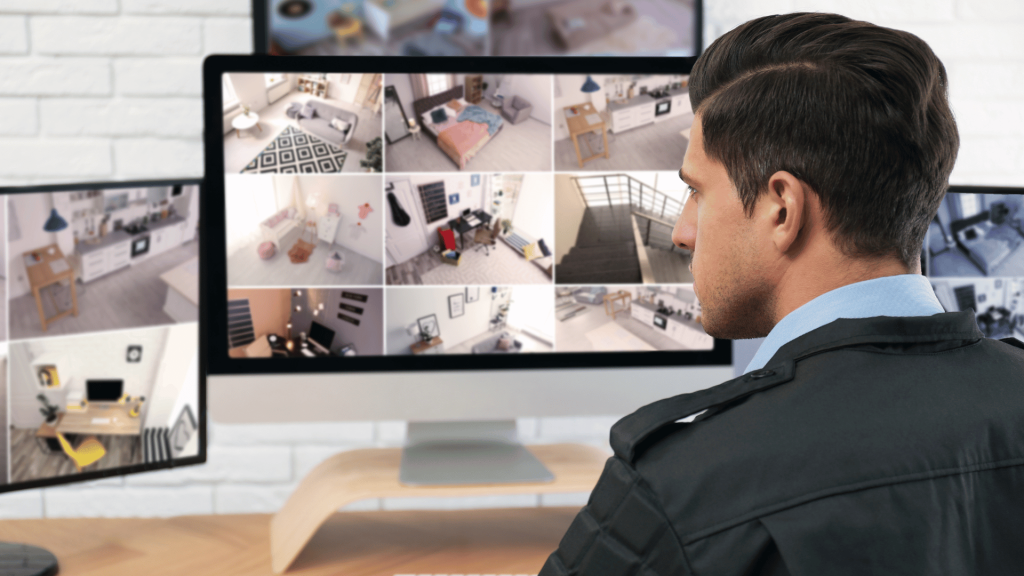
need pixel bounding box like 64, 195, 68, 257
56, 431, 106, 472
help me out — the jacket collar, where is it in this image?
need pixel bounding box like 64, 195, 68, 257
764, 310, 983, 367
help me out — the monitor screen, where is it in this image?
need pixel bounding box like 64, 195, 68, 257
0, 180, 204, 492
204, 57, 730, 376
86, 380, 124, 402
309, 320, 336, 350
254, 0, 702, 58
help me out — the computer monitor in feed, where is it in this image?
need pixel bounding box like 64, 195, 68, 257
0, 179, 205, 494
204, 56, 731, 485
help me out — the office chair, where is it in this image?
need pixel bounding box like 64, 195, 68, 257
474, 219, 501, 256
56, 431, 106, 472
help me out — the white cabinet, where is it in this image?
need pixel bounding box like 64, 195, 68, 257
317, 213, 341, 246
631, 305, 655, 325
150, 224, 183, 257
80, 239, 132, 283
611, 102, 656, 133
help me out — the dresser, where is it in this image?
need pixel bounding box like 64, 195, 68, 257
317, 213, 341, 247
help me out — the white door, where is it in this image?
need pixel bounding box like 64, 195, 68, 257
385, 179, 429, 265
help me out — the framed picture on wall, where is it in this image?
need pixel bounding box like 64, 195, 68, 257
466, 286, 480, 303
418, 314, 440, 339
449, 293, 465, 318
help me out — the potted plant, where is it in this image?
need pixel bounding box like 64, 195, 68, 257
501, 219, 513, 235
37, 394, 58, 424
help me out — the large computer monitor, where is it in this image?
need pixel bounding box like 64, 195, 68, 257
204, 56, 733, 484
254, 0, 702, 58
0, 179, 205, 571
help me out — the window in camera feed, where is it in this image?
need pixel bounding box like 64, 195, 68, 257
264, 0, 699, 57
224, 69, 717, 358
1, 185, 201, 486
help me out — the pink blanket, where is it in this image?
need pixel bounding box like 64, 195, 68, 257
437, 119, 491, 169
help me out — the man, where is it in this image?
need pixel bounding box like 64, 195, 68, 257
540, 13, 1024, 576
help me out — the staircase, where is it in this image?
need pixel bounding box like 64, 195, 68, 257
557, 175, 692, 285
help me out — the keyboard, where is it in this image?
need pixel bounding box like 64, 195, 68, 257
91, 417, 111, 424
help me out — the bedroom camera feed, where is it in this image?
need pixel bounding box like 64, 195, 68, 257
385, 74, 553, 172
266, 0, 488, 57
222, 72, 383, 175
930, 278, 1024, 340
386, 286, 554, 354
226, 174, 384, 287
228, 288, 384, 357
555, 172, 691, 285
928, 193, 1024, 278
385, 173, 554, 285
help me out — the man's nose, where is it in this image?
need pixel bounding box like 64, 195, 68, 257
672, 196, 697, 250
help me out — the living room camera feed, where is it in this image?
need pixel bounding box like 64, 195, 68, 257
386, 286, 554, 354
384, 74, 553, 173
8, 186, 199, 340
554, 74, 692, 172
556, 284, 711, 352
266, 0, 488, 56
223, 72, 383, 174
931, 278, 1024, 340
6, 323, 199, 484
385, 173, 554, 285
928, 192, 1024, 277
555, 172, 691, 285
226, 174, 384, 287
228, 288, 384, 357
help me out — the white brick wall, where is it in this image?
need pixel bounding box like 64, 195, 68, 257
1, 0, 1023, 518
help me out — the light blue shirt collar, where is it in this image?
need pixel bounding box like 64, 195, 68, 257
745, 274, 945, 373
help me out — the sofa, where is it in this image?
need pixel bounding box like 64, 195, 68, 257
286, 100, 359, 147
574, 286, 608, 305
548, 0, 638, 51
471, 331, 523, 354
260, 207, 299, 246
501, 95, 533, 124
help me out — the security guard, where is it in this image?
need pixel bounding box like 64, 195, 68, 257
540, 13, 1024, 575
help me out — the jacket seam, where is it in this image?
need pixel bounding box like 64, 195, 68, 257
781, 330, 981, 365
631, 467, 700, 576
800, 339, 985, 358
680, 456, 1024, 545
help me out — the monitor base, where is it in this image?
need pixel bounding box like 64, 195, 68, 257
0, 542, 58, 576
400, 420, 555, 486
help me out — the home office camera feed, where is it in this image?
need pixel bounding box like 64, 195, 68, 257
0, 183, 200, 487
222, 69, 716, 360
263, 0, 699, 57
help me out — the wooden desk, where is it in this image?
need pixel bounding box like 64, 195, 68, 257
35, 413, 63, 452
564, 102, 608, 168
57, 403, 142, 436
604, 290, 631, 318
0, 507, 578, 576
24, 244, 78, 331
410, 336, 444, 355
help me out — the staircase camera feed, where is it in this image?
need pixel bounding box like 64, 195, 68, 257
223, 73, 383, 175
385, 74, 552, 173
3, 184, 201, 486
223, 69, 718, 359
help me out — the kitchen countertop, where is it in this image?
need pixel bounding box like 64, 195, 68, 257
147, 214, 186, 233
606, 86, 688, 113
634, 300, 699, 326
160, 256, 198, 305
76, 229, 132, 255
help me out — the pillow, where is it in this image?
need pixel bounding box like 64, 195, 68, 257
457, 98, 469, 109
299, 103, 317, 119
330, 116, 351, 133
496, 336, 512, 350
430, 107, 449, 124
537, 238, 552, 257
523, 242, 541, 261
448, 99, 464, 112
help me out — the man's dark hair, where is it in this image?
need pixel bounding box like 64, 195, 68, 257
690, 13, 959, 267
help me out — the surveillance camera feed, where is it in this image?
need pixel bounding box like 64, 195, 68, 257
927, 190, 1024, 341
221, 70, 717, 358
264, 0, 700, 57
0, 183, 200, 487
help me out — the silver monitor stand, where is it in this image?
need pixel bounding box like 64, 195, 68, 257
399, 420, 555, 486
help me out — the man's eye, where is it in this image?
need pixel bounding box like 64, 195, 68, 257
687, 186, 698, 198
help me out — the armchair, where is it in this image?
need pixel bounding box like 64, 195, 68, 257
501, 95, 533, 124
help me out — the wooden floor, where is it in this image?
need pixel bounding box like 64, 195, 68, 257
223, 91, 381, 174
491, 0, 696, 56
0, 508, 578, 576
8, 242, 199, 341
228, 230, 383, 287
385, 101, 552, 172
9, 427, 143, 484
647, 247, 693, 283
555, 113, 693, 172
556, 298, 694, 351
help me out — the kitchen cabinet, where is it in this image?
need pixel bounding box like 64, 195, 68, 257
610, 102, 655, 134
80, 238, 132, 283
150, 225, 182, 257
631, 304, 655, 325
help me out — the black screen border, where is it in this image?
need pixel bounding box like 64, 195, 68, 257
0, 178, 207, 494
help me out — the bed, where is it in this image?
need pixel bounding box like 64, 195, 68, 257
951, 210, 1024, 275
413, 85, 504, 169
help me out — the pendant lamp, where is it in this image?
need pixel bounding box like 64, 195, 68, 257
43, 208, 68, 232
581, 75, 601, 93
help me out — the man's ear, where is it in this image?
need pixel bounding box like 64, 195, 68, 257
760, 171, 807, 254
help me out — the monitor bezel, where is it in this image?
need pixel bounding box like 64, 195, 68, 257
204, 55, 731, 375
0, 177, 207, 494
251, 0, 704, 57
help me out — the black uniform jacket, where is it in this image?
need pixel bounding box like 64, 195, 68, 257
540, 311, 1024, 575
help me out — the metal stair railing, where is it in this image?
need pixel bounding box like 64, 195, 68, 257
571, 174, 686, 253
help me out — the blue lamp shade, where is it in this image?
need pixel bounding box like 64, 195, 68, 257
43, 208, 68, 232
581, 75, 601, 93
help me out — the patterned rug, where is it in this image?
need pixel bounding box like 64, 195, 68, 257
417, 240, 550, 285
241, 125, 348, 174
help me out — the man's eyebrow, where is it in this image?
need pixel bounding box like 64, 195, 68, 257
678, 168, 698, 186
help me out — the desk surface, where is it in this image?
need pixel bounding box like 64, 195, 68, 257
448, 209, 492, 234
0, 507, 577, 576
58, 403, 142, 436
24, 244, 73, 288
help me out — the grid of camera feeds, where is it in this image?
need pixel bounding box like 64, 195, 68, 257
0, 184, 201, 487
264, 0, 699, 58
927, 191, 1024, 342
223, 71, 716, 359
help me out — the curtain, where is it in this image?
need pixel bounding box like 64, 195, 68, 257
409, 74, 430, 102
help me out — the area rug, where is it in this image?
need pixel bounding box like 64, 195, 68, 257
288, 238, 315, 263
241, 125, 348, 174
